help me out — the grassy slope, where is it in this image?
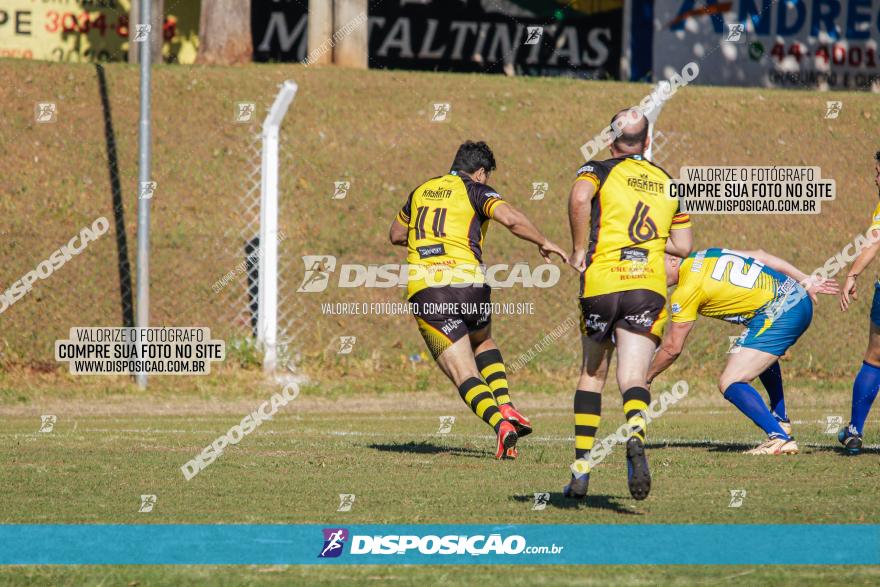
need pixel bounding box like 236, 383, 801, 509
1, 59, 880, 387
1, 388, 878, 584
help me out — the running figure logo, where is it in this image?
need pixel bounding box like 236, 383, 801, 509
525, 27, 543, 45
431, 103, 451, 122
297, 255, 337, 292
337, 494, 356, 512
824, 101, 843, 119
319, 528, 349, 558
728, 489, 747, 508
39, 415, 57, 433
824, 415, 843, 433
725, 23, 744, 42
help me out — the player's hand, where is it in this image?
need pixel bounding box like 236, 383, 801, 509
538, 240, 568, 264
803, 276, 840, 303
568, 249, 587, 273
840, 274, 858, 311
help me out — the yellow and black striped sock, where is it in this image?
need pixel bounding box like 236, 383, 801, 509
622, 387, 650, 442
458, 377, 504, 432
475, 349, 512, 407
574, 389, 601, 461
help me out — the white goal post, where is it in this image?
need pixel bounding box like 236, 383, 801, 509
257, 80, 298, 372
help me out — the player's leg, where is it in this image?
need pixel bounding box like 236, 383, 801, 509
565, 333, 613, 498
726, 291, 812, 454
840, 312, 880, 454
613, 326, 657, 501
565, 295, 616, 499
428, 331, 517, 458
410, 287, 516, 458
471, 326, 533, 438
614, 327, 656, 441
719, 348, 796, 453
758, 361, 791, 435
611, 290, 667, 500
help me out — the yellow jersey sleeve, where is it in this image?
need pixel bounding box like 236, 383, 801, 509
669, 275, 704, 323
869, 202, 880, 232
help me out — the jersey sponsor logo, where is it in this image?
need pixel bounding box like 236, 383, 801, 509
440, 318, 464, 335
578, 165, 595, 175
627, 202, 659, 243
585, 313, 609, 332
620, 247, 648, 263
423, 188, 453, 200
417, 244, 446, 259
671, 302, 682, 313
626, 173, 665, 195
624, 310, 655, 327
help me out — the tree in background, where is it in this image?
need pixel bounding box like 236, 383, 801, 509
197, 0, 253, 64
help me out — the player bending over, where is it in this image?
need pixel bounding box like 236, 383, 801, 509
647, 249, 838, 454
389, 141, 567, 459
838, 150, 880, 455
565, 109, 692, 500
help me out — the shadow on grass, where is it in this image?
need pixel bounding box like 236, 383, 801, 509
647, 440, 754, 453
648, 439, 880, 455
807, 444, 880, 455
512, 493, 642, 515
368, 441, 487, 458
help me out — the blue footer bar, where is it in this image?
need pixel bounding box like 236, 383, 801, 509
0, 525, 877, 565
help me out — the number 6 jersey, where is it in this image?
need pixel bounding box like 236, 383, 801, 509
575, 155, 691, 298
397, 171, 505, 298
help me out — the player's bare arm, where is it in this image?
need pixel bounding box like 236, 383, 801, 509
388, 217, 408, 246
734, 249, 840, 302
665, 226, 693, 258
646, 320, 695, 385
841, 230, 880, 311
491, 203, 568, 264
567, 177, 597, 272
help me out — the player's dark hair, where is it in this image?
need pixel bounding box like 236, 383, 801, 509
610, 109, 648, 153
875, 150, 880, 162
451, 141, 496, 175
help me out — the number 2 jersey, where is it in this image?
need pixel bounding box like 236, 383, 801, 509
670, 248, 797, 325
397, 171, 505, 298
576, 154, 691, 298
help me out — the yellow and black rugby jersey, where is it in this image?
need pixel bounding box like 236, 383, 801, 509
397, 172, 505, 297
869, 202, 880, 233
670, 248, 796, 325
575, 154, 691, 298
869, 202, 880, 284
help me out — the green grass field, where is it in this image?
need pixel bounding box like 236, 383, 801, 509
3, 57, 880, 584
1, 371, 878, 584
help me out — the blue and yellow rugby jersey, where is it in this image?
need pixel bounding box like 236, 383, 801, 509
397, 172, 505, 297
670, 248, 795, 325
576, 154, 691, 298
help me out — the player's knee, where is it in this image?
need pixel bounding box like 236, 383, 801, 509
578, 372, 606, 391
618, 375, 646, 391
718, 377, 742, 394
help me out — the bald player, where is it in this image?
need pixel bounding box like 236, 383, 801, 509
564, 109, 693, 500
